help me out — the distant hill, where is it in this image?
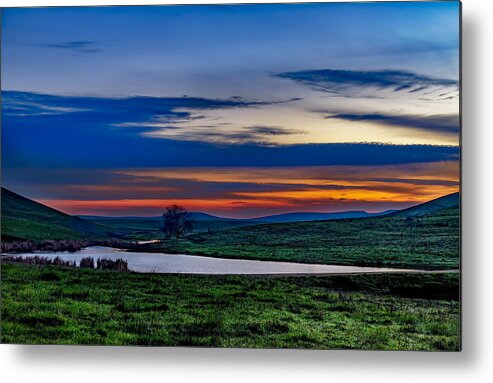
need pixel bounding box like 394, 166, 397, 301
192, 212, 227, 221
78, 212, 226, 221
1, 188, 108, 241
250, 209, 397, 223
80, 209, 398, 224
80, 209, 402, 239
78, 215, 161, 221
80, 211, 263, 240
148, 193, 460, 270
391, 192, 459, 217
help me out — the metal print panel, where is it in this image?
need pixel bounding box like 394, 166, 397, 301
0, 1, 461, 350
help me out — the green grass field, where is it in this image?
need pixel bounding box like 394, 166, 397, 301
1, 263, 460, 350
134, 206, 460, 270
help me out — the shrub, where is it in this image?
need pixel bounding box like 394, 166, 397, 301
1, 255, 75, 267
79, 257, 95, 268
97, 258, 128, 271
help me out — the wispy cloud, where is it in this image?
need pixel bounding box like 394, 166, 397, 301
276, 69, 458, 97
246, 126, 305, 137
326, 113, 459, 134
34, 40, 102, 54
149, 125, 307, 145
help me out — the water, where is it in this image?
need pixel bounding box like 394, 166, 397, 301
1, 246, 426, 275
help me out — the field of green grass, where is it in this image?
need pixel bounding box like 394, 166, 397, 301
1, 263, 460, 350
135, 206, 460, 270
1, 216, 90, 241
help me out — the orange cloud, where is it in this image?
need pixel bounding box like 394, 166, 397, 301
232, 183, 457, 203
115, 161, 458, 186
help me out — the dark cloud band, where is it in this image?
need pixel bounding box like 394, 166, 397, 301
326, 112, 459, 134
33, 40, 102, 54
2, 90, 272, 131
276, 68, 458, 96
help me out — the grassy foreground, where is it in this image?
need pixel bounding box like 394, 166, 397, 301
1, 263, 460, 350
135, 206, 460, 270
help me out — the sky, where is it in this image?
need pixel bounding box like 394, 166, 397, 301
1, 2, 460, 218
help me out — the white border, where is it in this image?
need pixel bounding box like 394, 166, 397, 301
2, 0, 493, 382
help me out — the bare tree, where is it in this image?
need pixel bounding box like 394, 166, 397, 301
162, 204, 195, 239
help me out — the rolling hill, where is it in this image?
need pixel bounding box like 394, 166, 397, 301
250, 209, 398, 223
81, 213, 264, 240
391, 192, 460, 217
1, 188, 108, 241
82, 209, 398, 224
142, 193, 460, 270
78, 209, 400, 239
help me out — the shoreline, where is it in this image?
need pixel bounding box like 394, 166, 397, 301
1, 245, 460, 276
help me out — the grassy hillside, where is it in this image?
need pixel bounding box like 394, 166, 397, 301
392, 192, 459, 217
1, 263, 460, 350
1, 188, 108, 241
82, 217, 162, 240
85, 216, 262, 241
139, 201, 460, 270
250, 209, 396, 223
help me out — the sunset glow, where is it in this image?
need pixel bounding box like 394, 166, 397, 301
32, 160, 458, 218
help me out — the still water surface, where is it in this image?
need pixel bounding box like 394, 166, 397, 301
1, 246, 431, 275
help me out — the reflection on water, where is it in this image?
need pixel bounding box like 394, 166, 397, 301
2, 246, 416, 275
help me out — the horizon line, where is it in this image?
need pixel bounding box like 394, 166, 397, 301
2, 187, 459, 221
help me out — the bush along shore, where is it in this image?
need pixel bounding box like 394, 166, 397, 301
1, 255, 128, 272
0, 238, 130, 253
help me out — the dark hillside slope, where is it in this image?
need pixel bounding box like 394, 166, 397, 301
1, 188, 108, 241
252, 211, 370, 223
392, 192, 459, 217
250, 210, 397, 223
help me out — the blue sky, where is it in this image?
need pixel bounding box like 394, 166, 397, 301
1, 2, 460, 217
3, 3, 459, 96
